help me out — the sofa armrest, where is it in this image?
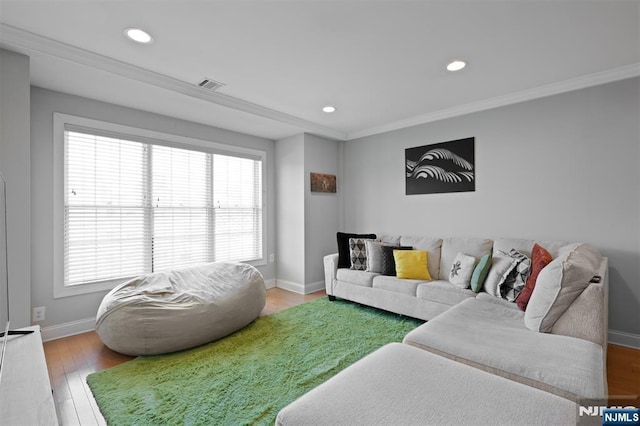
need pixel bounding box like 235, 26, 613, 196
551, 257, 609, 348
324, 253, 339, 295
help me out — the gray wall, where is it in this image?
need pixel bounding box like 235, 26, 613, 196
275, 134, 306, 285
30, 87, 277, 328
0, 49, 31, 328
343, 78, 640, 336
304, 134, 340, 286
275, 133, 341, 291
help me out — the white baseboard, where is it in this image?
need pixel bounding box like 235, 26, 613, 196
276, 279, 324, 295
305, 280, 326, 294
41, 317, 96, 342
608, 329, 640, 349
39, 278, 301, 342
42, 310, 639, 350
275, 279, 305, 294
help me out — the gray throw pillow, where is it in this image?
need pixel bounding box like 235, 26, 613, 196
366, 241, 398, 273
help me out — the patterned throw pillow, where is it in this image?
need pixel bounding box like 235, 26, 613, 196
381, 245, 413, 276
449, 252, 476, 289
349, 238, 373, 270
336, 232, 376, 268
498, 249, 531, 302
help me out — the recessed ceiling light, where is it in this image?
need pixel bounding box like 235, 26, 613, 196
446, 60, 467, 72
322, 106, 336, 113
125, 28, 153, 44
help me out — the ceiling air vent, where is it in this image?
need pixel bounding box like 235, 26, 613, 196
197, 78, 226, 91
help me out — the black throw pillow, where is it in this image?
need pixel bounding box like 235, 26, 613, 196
381, 245, 413, 276
337, 232, 377, 268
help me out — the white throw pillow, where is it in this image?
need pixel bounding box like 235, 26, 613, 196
483, 254, 513, 296
524, 243, 601, 333
449, 252, 476, 289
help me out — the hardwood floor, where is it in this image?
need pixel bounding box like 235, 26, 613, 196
43, 288, 639, 425
43, 287, 325, 426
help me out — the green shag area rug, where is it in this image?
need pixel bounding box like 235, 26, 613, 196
87, 298, 423, 426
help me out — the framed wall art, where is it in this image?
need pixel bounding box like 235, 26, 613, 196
310, 172, 337, 193
405, 137, 475, 195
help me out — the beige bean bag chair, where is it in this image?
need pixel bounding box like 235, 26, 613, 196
96, 262, 266, 356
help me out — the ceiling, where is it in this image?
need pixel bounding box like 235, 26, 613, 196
0, 1, 638, 141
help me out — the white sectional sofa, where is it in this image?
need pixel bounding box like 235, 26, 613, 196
284, 235, 610, 424
325, 236, 495, 320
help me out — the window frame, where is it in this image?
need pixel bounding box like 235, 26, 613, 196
53, 113, 267, 298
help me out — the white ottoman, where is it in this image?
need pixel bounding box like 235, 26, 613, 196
276, 343, 578, 426
96, 262, 266, 356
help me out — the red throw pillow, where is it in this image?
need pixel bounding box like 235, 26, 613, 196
516, 243, 553, 311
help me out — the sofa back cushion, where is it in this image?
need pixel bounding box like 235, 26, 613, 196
524, 243, 601, 333
400, 236, 442, 280
439, 238, 493, 281
492, 238, 568, 259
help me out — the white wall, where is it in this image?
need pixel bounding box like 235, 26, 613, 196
275, 133, 341, 292
30, 87, 277, 332
275, 134, 305, 285
0, 49, 31, 327
343, 78, 640, 337
304, 134, 340, 286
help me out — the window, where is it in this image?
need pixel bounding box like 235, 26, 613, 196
54, 114, 265, 297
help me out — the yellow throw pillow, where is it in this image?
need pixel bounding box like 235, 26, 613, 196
393, 250, 432, 280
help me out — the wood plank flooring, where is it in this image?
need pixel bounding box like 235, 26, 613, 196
43, 288, 640, 425
43, 287, 325, 425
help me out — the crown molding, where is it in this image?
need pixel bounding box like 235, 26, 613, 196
0, 23, 347, 141
347, 63, 640, 140
2, 23, 637, 142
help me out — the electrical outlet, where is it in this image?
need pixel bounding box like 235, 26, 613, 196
32, 306, 46, 322
269, 253, 275, 263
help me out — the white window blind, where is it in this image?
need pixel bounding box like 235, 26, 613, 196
64, 129, 263, 287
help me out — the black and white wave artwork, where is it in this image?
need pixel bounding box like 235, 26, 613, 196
405, 137, 475, 195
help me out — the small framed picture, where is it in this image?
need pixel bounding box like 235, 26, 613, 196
310, 173, 336, 193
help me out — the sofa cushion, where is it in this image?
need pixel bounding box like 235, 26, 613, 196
275, 343, 578, 426
378, 234, 401, 245
516, 243, 552, 311
448, 252, 476, 288
525, 243, 601, 333
381, 245, 412, 276
336, 268, 379, 287
393, 250, 432, 280
470, 253, 492, 293
476, 292, 519, 310
439, 238, 493, 280
403, 298, 605, 400
372, 275, 423, 297
492, 238, 568, 259
399, 236, 442, 280
416, 280, 476, 306
336, 232, 376, 268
